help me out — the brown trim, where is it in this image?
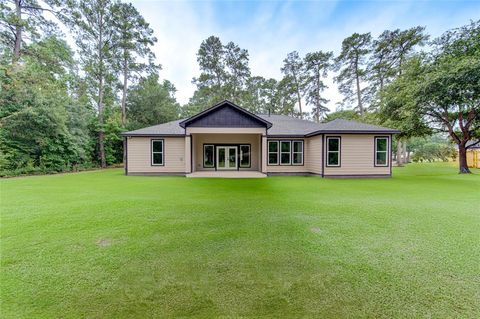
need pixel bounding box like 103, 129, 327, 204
307, 130, 401, 137
374, 136, 390, 167
267, 134, 305, 138
150, 139, 165, 166
122, 134, 185, 137
324, 174, 392, 178
325, 136, 341, 167
127, 172, 186, 176
267, 172, 315, 176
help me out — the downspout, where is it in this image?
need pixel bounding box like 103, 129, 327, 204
321, 134, 325, 177
390, 134, 393, 176
124, 136, 128, 176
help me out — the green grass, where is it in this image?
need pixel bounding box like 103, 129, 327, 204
1, 163, 479, 318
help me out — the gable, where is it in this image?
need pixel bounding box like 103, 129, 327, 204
180, 101, 271, 128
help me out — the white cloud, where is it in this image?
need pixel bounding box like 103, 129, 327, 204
132, 0, 478, 113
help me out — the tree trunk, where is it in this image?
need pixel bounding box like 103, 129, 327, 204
458, 143, 471, 174
353, 56, 363, 116
13, 0, 22, 60
98, 76, 106, 169
402, 140, 408, 164
295, 78, 303, 118
121, 58, 128, 126
97, 13, 106, 169
396, 140, 403, 166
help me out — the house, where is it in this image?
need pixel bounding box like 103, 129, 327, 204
122, 100, 400, 177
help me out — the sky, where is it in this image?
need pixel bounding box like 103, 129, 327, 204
130, 0, 479, 112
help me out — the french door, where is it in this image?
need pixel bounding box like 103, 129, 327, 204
216, 146, 237, 170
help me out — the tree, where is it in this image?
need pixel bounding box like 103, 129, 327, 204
370, 27, 429, 165
112, 2, 158, 126
68, 0, 118, 168
281, 51, 305, 117
224, 41, 250, 102
304, 51, 333, 122
192, 36, 226, 105
409, 135, 456, 163
189, 36, 251, 112
335, 33, 372, 116
0, 36, 94, 175
381, 21, 480, 173
127, 74, 180, 129
0, 0, 59, 61
324, 109, 360, 122
243, 76, 278, 114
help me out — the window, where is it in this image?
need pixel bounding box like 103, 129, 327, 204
204, 145, 214, 168
292, 141, 303, 165
268, 140, 304, 166
375, 137, 389, 166
268, 141, 279, 165
240, 145, 250, 168
280, 141, 291, 165
326, 137, 340, 167
151, 139, 164, 165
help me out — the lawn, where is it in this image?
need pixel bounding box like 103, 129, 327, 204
1, 163, 479, 318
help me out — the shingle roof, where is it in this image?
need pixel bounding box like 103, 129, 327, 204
466, 140, 480, 149
256, 114, 325, 136
122, 119, 186, 136
307, 118, 401, 135
123, 113, 400, 136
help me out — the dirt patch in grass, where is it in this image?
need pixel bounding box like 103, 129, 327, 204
96, 238, 112, 247
310, 227, 321, 233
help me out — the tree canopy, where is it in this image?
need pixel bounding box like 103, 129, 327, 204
0, 1, 478, 175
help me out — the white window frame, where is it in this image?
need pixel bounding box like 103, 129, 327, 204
239, 144, 251, 168
326, 137, 341, 167
203, 144, 214, 168
268, 141, 279, 165
292, 140, 304, 165
151, 139, 164, 166
374, 137, 389, 167
280, 141, 291, 165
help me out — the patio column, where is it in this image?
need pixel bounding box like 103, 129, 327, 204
185, 135, 192, 174
261, 135, 267, 173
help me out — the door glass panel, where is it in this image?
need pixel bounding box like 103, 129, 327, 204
204, 145, 214, 167
229, 148, 236, 168
218, 148, 226, 168
240, 145, 250, 167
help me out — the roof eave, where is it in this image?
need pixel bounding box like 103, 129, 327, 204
121, 133, 186, 137
306, 130, 401, 137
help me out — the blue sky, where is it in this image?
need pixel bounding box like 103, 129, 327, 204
131, 0, 479, 110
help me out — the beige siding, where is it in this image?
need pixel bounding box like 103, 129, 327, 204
192, 134, 261, 171
305, 135, 322, 174
266, 139, 309, 173
324, 134, 391, 176
127, 137, 186, 174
